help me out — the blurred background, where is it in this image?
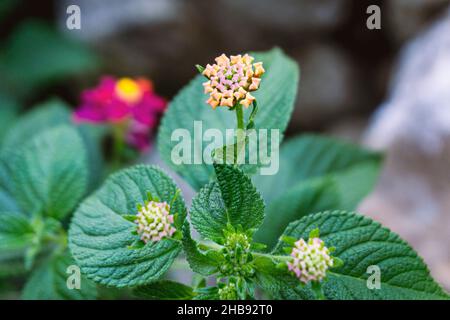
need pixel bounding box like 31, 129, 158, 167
1, 0, 449, 293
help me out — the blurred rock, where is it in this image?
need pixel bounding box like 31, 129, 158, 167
366, 7, 450, 153
362, 7, 450, 290
386, 0, 450, 44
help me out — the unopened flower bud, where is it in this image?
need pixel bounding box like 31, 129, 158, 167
134, 201, 176, 243
286, 237, 334, 284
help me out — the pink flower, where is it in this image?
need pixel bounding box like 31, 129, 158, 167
73, 76, 167, 151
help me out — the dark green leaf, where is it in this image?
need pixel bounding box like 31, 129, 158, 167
190, 164, 264, 242
275, 211, 449, 300
181, 222, 219, 276
134, 280, 194, 300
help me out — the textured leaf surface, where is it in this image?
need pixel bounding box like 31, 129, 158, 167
190, 164, 264, 242
4, 125, 88, 219
182, 223, 219, 276
134, 280, 195, 300
158, 48, 299, 190
69, 165, 187, 287
22, 250, 97, 300
254, 134, 381, 206
275, 211, 449, 300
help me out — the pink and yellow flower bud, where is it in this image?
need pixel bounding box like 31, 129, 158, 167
134, 201, 176, 243
201, 53, 265, 109
286, 237, 334, 284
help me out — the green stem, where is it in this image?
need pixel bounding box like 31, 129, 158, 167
112, 123, 126, 168
235, 104, 245, 130
311, 281, 326, 300
199, 241, 291, 262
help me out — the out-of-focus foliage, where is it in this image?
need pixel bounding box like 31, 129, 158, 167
0, 20, 98, 98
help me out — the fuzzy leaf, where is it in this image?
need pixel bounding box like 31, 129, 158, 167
181, 223, 219, 276
158, 48, 299, 190
69, 165, 187, 288
274, 211, 449, 300
134, 280, 195, 300
22, 250, 97, 300
190, 164, 264, 242
3, 125, 88, 219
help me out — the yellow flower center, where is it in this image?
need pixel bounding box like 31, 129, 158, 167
115, 78, 142, 104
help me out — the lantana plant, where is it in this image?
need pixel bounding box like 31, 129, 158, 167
66, 49, 448, 300
0, 49, 448, 300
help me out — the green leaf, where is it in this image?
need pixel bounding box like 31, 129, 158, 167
274, 211, 449, 300
253, 134, 382, 208
0, 211, 33, 251
253, 256, 314, 300
3, 125, 88, 219
1, 99, 105, 192
134, 280, 195, 300
254, 177, 339, 248
69, 165, 187, 287
181, 222, 219, 276
0, 190, 19, 212
158, 48, 299, 190
1, 99, 71, 152
0, 21, 98, 96
190, 164, 264, 242
22, 250, 97, 300
0, 94, 18, 141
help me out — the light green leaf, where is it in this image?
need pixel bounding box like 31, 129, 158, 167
1, 99, 105, 192
69, 165, 187, 287
0, 21, 98, 96
0, 211, 33, 251
274, 211, 449, 300
182, 222, 219, 276
22, 250, 97, 300
254, 134, 382, 208
1, 99, 71, 152
3, 125, 88, 219
190, 164, 264, 242
254, 178, 339, 248
158, 48, 299, 190
134, 280, 195, 300
253, 134, 381, 214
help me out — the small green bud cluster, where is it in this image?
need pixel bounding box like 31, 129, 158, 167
219, 231, 254, 278
218, 282, 238, 300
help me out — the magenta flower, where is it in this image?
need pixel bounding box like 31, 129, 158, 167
73, 76, 167, 152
